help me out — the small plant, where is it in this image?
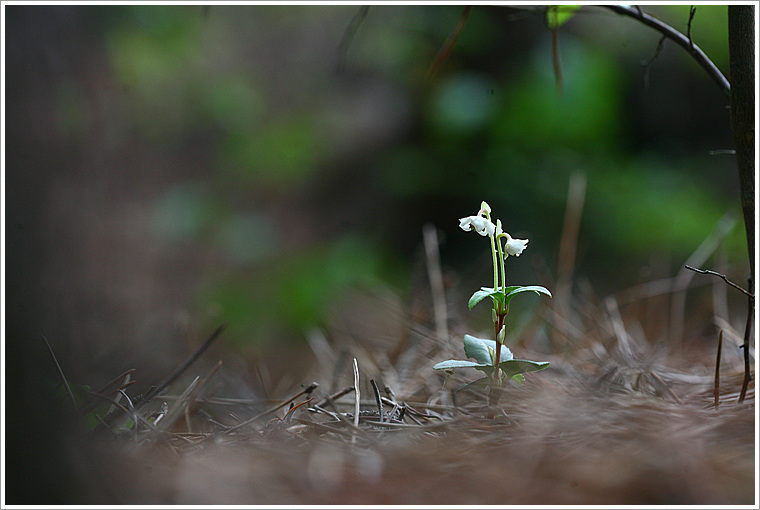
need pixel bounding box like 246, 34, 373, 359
434, 201, 551, 413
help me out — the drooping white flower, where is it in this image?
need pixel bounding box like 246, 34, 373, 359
459, 215, 496, 236
503, 233, 529, 257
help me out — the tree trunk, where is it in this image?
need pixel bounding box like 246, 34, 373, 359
728, 6, 755, 283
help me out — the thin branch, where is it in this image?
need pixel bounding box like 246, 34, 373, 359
687, 6, 697, 52
714, 330, 722, 409
643, 35, 666, 90
427, 5, 472, 78
370, 379, 384, 422
352, 358, 360, 443
336, 5, 370, 73
684, 266, 754, 404
551, 26, 563, 96
604, 5, 730, 96
312, 386, 355, 408
141, 323, 226, 404
684, 265, 753, 298
739, 280, 754, 403
223, 382, 318, 434
40, 335, 78, 413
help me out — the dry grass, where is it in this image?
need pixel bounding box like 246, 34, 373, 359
45, 265, 755, 505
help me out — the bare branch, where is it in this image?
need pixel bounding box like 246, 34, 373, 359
684, 265, 753, 298
643, 35, 666, 90
604, 5, 730, 96
687, 6, 697, 51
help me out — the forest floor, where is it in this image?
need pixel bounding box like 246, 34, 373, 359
44, 277, 756, 506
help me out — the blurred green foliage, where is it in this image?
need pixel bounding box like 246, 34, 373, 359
66, 5, 745, 349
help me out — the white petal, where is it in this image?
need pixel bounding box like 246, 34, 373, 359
505, 236, 529, 256
459, 215, 495, 236
473, 216, 495, 236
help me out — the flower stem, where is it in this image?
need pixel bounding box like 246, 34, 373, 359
489, 234, 498, 290
497, 235, 506, 293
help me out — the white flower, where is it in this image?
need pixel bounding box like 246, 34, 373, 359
503, 233, 529, 257
459, 215, 496, 236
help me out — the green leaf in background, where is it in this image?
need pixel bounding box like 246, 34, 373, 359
546, 5, 581, 29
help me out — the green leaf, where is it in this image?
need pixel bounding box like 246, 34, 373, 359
464, 334, 513, 365
469, 287, 500, 310
546, 5, 581, 29
434, 336, 549, 381
498, 359, 550, 379
433, 359, 483, 370
468, 286, 520, 310
456, 376, 490, 393
503, 285, 552, 309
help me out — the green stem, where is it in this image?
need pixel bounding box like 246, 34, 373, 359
497, 236, 506, 293
489, 233, 498, 290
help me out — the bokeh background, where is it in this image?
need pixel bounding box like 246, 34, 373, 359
4, 4, 752, 502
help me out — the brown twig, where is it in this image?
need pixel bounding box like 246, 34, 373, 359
427, 5, 472, 78
684, 265, 753, 298
739, 282, 754, 403
321, 394, 363, 434
312, 386, 356, 408
551, 26, 563, 96
283, 397, 314, 424
370, 379, 384, 422
224, 382, 319, 434
94, 368, 136, 397
714, 330, 722, 409
684, 265, 753, 404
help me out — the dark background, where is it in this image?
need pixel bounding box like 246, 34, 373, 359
4, 4, 751, 503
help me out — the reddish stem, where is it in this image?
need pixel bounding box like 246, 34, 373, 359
492, 312, 505, 378
488, 308, 507, 417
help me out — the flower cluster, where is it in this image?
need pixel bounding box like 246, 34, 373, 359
459, 202, 528, 258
